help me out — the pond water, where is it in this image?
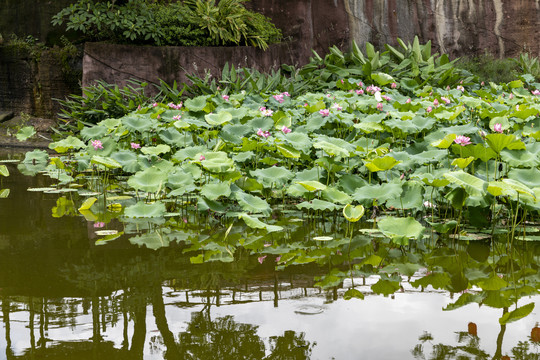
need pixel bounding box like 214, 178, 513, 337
1, 149, 540, 359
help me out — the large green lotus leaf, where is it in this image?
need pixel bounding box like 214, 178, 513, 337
181, 163, 202, 180
286, 183, 309, 197
416, 173, 450, 187
172, 146, 207, 163
81, 125, 107, 141
129, 231, 170, 250
294, 168, 321, 182
339, 174, 368, 195
296, 199, 340, 211
49, 136, 86, 153
451, 144, 496, 162
127, 167, 167, 193
185, 95, 210, 112
499, 303, 535, 325
250, 166, 294, 188
476, 274, 507, 291
233, 151, 255, 163
0, 165, 8, 177
240, 213, 283, 233
322, 187, 352, 204
87, 137, 117, 157
201, 182, 231, 200
0, 189, 10, 198
364, 156, 401, 172
90, 155, 122, 169
166, 168, 195, 192
141, 144, 171, 156
121, 114, 157, 133
430, 133, 457, 149
371, 72, 394, 85
354, 121, 385, 134
205, 111, 232, 126
159, 128, 184, 145
508, 168, 540, 188
380, 262, 422, 278
124, 201, 166, 218
276, 144, 301, 159
502, 178, 536, 199
384, 118, 418, 134
196, 196, 228, 213
111, 150, 140, 173
352, 182, 403, 205
137, 157, 174, 173
444, 171, 486, 196
371, 274, 401, 296
235, 191, 271, 214
180, 115, 210, 129
16, 126, 36, 141
272, 110, 292, 129
201, 152, 235, 173
220, 124, 251, 144
343, 204, 365, 222
247, 116, 273, 131
313, 140, 349, 157
377, 216, 425, 245
386, 181, 424, 210
22, 149, 49, 164
235, 177, 263, 193
98, 118, 122, 130
279, 132, 312, 154
297, 180, 327, 192
410, 115, 436, 132
486, 133, 526, 154
500, 149, 539, 168
451, 156, 475, 169
411, 272, 451, 290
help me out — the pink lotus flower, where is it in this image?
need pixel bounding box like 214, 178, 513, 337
331, 103, 343, 111
273, 94, 284, 103
131, 142, 141, 149
382, 95, 391, 101
366, 85, 381, 94
493, 123, 503, 133
481, 81, 485, 86
275, 256, 281, 262
93, 222, 105, 228
173, 114, 182, 120
259, 107, 273, 117
433, 99, 439, 107
454, 135, 472, 146
532, 89, 540, 96
282, 91, 290, 97
167, 102, 182, 110
152, 102, 158, 107
406, 98, 411, 104
357, 81, 364, 87
257, 128, 271, 138
376, 103, 384, 111
457, 85, 464, 92
222, 95, 229, 101
391, 82, 397, 89
199, 155, 205, 161
258, 256, 267, 264
319, 109, 330, 117
441, 97, 451, 105
355, 89, 364, 95
281, 126, 291, 134
91, 140, 103, 150
426, 106, 433, 113
509, 93, 514, 99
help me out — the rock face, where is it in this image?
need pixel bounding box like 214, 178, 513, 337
344, 0, 539, 58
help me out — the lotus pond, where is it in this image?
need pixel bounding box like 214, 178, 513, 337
2, 73, 540, 359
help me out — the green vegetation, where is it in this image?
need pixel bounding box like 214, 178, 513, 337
51, 0, 282, 49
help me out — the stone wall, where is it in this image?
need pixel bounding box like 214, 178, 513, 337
0, 46, 80, 118
345, 0, 540, 59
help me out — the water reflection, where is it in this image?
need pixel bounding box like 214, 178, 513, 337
1, 152, 540, 359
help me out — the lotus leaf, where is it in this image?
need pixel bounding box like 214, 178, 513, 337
500, 149, 539, 168
377, 216, 425, 245
0, 165, 8, 177
129, 231, 170, 250
185, 95, 210, 112
205, 111, 232, 126
0, 189, 10, 198
296, 199, 340, 211
444, 171, 486, 196
172, 146, 207, 162
451, 156, 475, 169
121, 114, 157, 133
508, 168, 540, 188
16, 126, 36, 141
111, 150, 140, 172
364, 156, 401, 172
352, 182, 403, 205
124, 201, 166, 218
486, 133, 526, 154
141, 144, 171, 156
386, 181, 424, 210
201, 182, 231, 200
81, 125, 107, 140
235, 191, 271, 214
240, 213, 283, 233
250, 166, 294, 188
127, 167, 167, 193
343, 204, 365, 222
322, 187, 352, 204
499, 303, 535, 325
200, 152, 235, 173
276, 144, 301, 158
297, 180, 327, 192
49, 136, 86, 153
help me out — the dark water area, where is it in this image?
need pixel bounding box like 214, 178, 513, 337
1, 149, 539, 359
